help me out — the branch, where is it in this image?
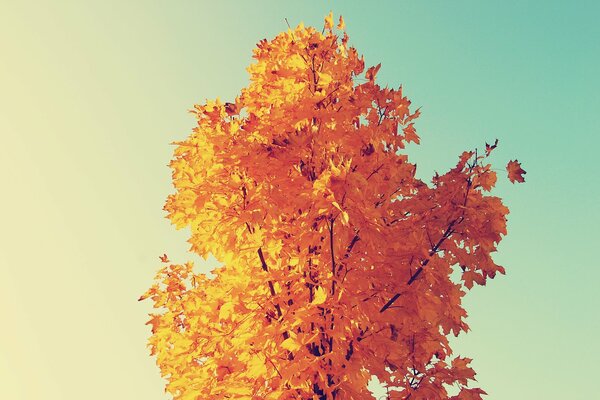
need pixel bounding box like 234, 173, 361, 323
328, 218, 337, 295
258, 247, 287, 345
258, 248, 278, 299
379, 217, 459, 313
345, 232, 360, 257
379, 293, 401, 313
380, 165, 476, 313
258, 247, 269, 272
338, 231, 360, 283
366, 163, 384, 181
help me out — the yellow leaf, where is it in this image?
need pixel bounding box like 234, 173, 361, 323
227, 386, 252, 396
218, 302, 234, 320
287, 54, 306, 70
313, 286, 327, 305
281, 337, 301, 352
324, 11, 334, 30
341, 210, 349, 225
318, 72, 332, 86
246, 355, 267, 378
331, 201, 343, 212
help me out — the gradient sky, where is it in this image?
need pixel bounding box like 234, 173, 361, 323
1, 1, 598, 399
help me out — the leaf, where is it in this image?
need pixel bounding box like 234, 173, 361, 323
485, 138, 498, 156
506, 159, 526, 183
224, 102, 237, 116
451, 387, 488, 400
281, 337, 302, 352
218, 302, 235, 320
246, 355, 267, 378
159, 253, 170, 263
365, 63, 381, 82
312, 286, 327, 305
457, 151, 474, 169
477, 170, 497, 191
324, 11, 334, 30
318, 72, 333, 86
340, 210, 349, 225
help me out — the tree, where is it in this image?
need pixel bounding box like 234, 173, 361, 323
140, 13, 525, 399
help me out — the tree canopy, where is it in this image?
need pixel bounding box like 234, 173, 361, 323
140, 13, 524, 399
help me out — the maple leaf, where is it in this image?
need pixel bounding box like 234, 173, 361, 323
365, 63, 381, 82
224, 102, 237, 116
159, 253, 169, 263
506, 159, 526, 183
324, 11, 334, 30
312, 286, 327, 305
281, 336, 302, 352
485, 138, 498, 156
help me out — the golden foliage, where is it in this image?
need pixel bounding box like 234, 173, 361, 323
141, 15, 523, 399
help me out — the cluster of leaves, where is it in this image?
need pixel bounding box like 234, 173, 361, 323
140, 13, 524, 399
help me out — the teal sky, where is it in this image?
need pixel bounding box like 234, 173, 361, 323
1, 1, 598, 399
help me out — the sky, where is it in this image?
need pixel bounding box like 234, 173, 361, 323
0, 1, 598, 399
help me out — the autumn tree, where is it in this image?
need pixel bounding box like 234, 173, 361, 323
140, 13, 525, 400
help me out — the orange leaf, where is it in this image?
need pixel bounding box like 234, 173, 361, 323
365, 63, 381, 82
485, 138, 498, 156
506, 159, 526, 183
